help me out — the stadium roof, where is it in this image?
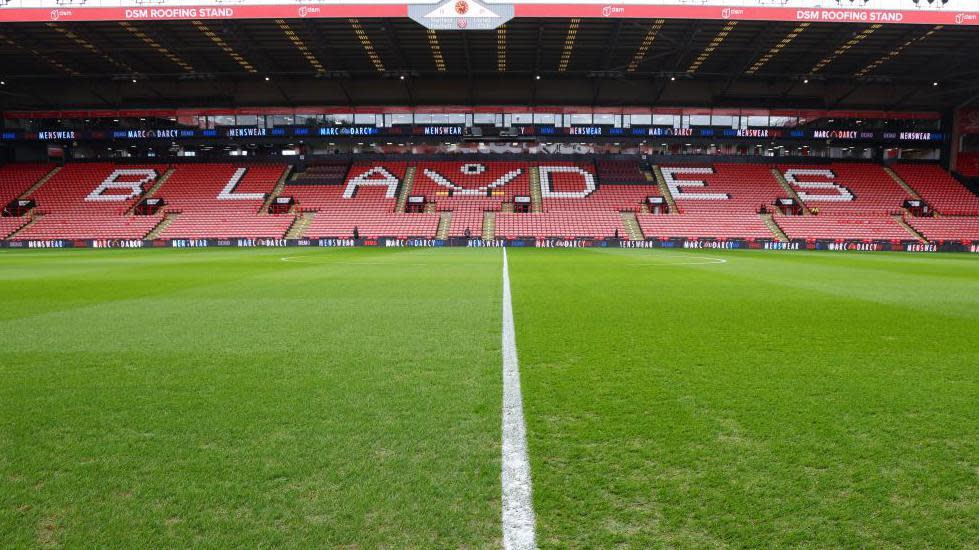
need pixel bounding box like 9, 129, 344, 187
1, 17, 978, 111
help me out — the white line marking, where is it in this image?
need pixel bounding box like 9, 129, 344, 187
501, 247, 537, 550
627, 255, 727, 266
280, 257, 430, 266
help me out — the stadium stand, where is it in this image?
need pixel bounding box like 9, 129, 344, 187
0, 163, 53, 237
294, 162, 441, 238
0, 161, 976, 242
956, 153, 979, 178
288, 162, 407, 212
663, 164, 784, 214
16, 163, 168, 240
777, 163, 911, 216
774, 215, 912, 241
495, 211, 625, 238
891, 163, 979, 216
305, 211, 440, 238
545, 168, 656, 212
637, 213, 773, 239
290, 161, 350, 185
156, 164, 294, 239
905, 216, 979, 241
413, 161, 531, 212
595, 159, 648, 185
0, 163, 53, 206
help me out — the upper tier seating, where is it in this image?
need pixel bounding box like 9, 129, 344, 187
956, 153, 979, 178
0, 163, 53, 237
288, 162, 407, 213
291, 161, 350, 185
540, 162, 656, 212
413, 162, 530, 212
157, 164, 294, 239
595, 159, 648, 184
642, 164, 786, 239
891, 163, 979, 216
17, 163, 168, 240
662, 164, 784, 214
905, 216, 979, 241
0, 163, 53, 206
637, 213, 774, 240
495, 211, 624, 238
774, 216, 913, 241
777, 163, 911, 216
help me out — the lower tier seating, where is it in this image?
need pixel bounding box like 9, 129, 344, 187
637, 213, 773, 239
305, 212, 440, 238
774, 216, 912, 241
0, 217, 29, 238
15, 214, 162, 240
161, 212, 295, 239
906, 217, 979, 241
448, 210, 485, 237
494, 212, 624, 238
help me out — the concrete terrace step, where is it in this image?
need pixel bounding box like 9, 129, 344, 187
761, 213, 789, 242
146, 212, 180, 239
482, 211, 496, 240
619, 211, 644, 240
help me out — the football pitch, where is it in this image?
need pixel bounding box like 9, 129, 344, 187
1, 247, 977, 547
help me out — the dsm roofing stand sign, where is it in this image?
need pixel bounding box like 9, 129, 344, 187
409, 0, 514, 30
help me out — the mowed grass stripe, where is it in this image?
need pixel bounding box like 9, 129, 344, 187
508, 248, 979, 548
0, 247, 504, 547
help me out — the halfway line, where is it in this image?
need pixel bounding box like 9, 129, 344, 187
501, 248, 537, 550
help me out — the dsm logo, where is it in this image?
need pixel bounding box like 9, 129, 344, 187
601, 5, 624, 17
721, 7, 744, 19
954, 13, 977, 24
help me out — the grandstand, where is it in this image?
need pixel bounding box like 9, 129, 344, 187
2, 159, 978, 243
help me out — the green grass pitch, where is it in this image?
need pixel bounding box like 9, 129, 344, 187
1, 247, 977, 547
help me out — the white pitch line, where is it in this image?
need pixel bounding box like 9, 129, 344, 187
501, 247, 537, 550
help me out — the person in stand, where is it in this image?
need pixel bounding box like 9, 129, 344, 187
353, 226, 360, 240
464, 227, 471, 239
614, 228, 619, 240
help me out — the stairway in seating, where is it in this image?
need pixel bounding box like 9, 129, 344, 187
436, 212, 452, 240
126, 167, 175, 215
760, 213, 789, 242
771, 168, 811, 215
18, 166, 62, 199
146, 212, 180, 239
529, 167, 543, 213
650, 166, 679, 214
619, 211, 644, 240
6, 214, 43, 239
883, 166, 923, 200
482, 211, 496, 240
286, 211, 316, 238
260, 165, 295, 214
893, 214, 926, 242
395, 166, 417, 213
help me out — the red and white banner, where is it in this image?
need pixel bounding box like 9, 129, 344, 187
0, 3, 976, 25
